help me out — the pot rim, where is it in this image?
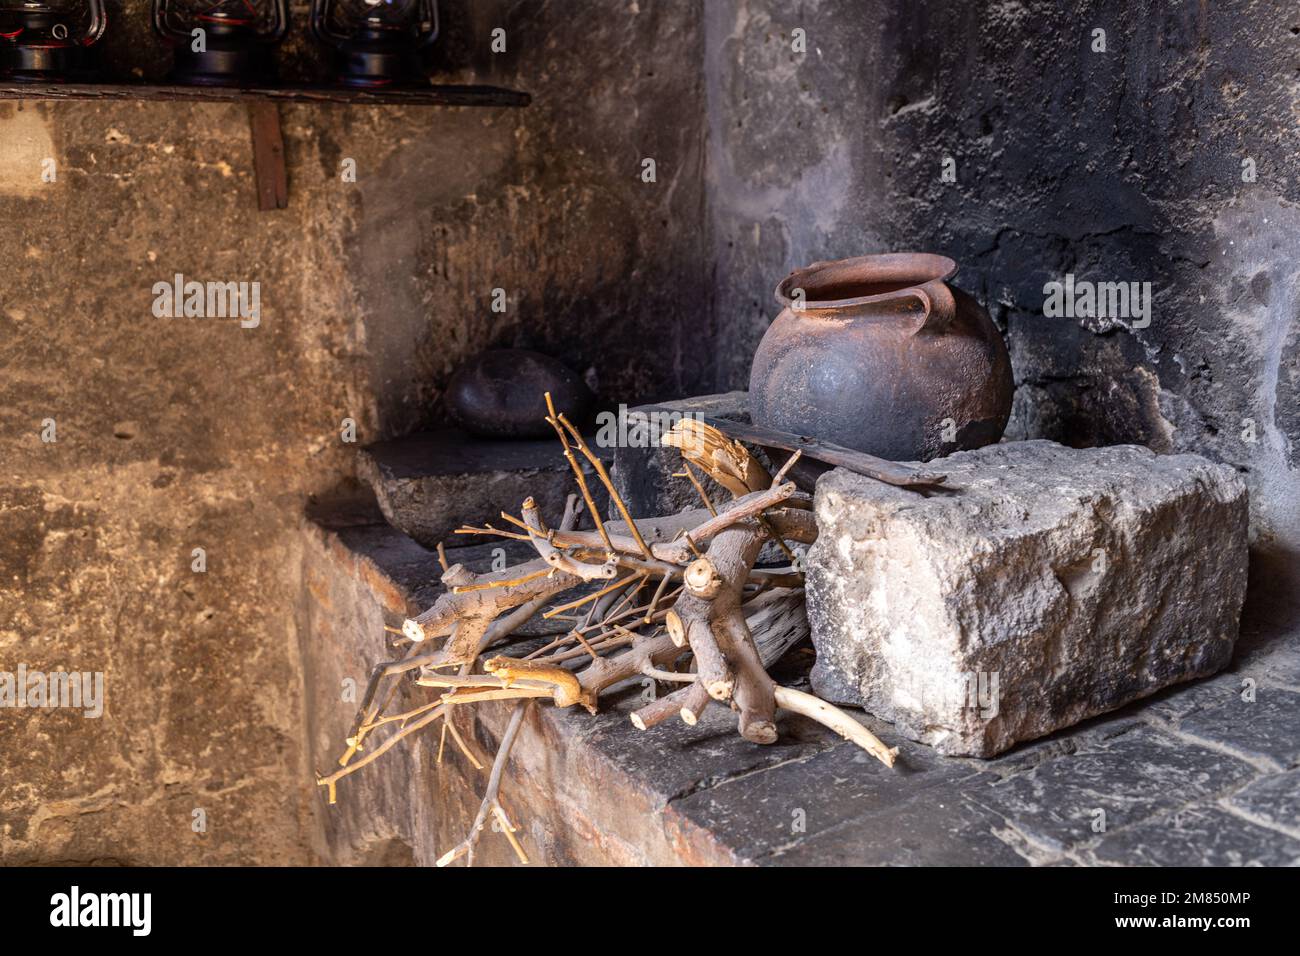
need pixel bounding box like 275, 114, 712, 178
773, 252, 958, 311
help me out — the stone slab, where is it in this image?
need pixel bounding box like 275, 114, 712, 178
957, 708, 1143, 781
1090, 803, 1300, 866
766, 790, 1034, 867
356, 428, 609, 549
301, 493, 1300, 866
1225, 767, 1300, 838
807, 440, 1250, 757
1139, 670, 1250, 724
670, 731, 983, 862
967, 726, 1257, 854
1176, 687, 1300, 771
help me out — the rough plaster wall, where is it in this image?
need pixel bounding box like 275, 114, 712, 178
0, 0, 708, 863
0, 98, 348, 864
705, 0, 1300, 597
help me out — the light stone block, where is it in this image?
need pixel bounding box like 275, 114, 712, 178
807, 440, 1249, 757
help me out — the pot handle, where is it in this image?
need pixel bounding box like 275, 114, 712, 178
899, 278, 956, 336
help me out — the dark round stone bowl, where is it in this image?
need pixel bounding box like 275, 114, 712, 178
444, 349, 593, 439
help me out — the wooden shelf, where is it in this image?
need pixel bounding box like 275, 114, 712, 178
0, 81, 530, 107
0, 80, 531, 211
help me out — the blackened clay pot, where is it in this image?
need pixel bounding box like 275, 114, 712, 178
748, 253, 1013, 462
445, 349, 592, 439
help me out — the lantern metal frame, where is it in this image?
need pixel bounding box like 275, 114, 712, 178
151, 0, 289, 86
310, 0, 439, 89
0, 0, 106, 81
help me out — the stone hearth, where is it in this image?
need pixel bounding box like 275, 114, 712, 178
300, 487, 1300, 866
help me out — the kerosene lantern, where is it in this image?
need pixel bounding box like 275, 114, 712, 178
311, 0, 438, 88
0, 0, 105, 81
151, 0, 288, 86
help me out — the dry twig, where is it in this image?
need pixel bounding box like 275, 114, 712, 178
436, 702, 532, 867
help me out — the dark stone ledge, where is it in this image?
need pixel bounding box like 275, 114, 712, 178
297, 491, 1300, 866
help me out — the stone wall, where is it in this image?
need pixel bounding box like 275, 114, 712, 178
704, 0, 1300, 598
0, 0, 708, 863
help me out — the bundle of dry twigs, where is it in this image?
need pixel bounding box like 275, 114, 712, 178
317, 394, 900, 866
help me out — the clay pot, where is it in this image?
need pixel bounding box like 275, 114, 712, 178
445, 349, 592, 439
748, 253, 1013, 463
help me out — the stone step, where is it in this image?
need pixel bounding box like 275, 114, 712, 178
301, 454, 1299, 866
356, 427, 609, 549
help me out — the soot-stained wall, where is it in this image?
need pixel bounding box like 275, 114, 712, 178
705, 0, 1300, 600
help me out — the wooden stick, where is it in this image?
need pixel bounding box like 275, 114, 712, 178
568, 546, 683, 580
441, 712, 486, 770
344, 643, 445, 759
317, 702, 446, 801
640, 664, 696, 683
436, 701, 530, 867
643, 572, 673, 624
698, 415, 947, 489
555, 407, 654, 560
485, 656, 597, 712
519, 497, 618, 582
678, 682, 712, 725
415, 673, 552, 691
452, 566, 553, 593
631, 684, 696, 730
716, 610, 777, 744
545, 632, 635, 664
473, 591, 555, 659
403, 557, 581, 661
675, 460, 717, 516
576, 630, 684, 697
771, 449, 803, 487
440, 687, 554, 706
543, 393, 615, 553
630, 589, 808, 732
456, 524, 531, 542
656, 483, 797, 564
662, 419, 770, 496
478, 498, 812, 567
773, 686, 898, 768
664, 515, 781, 743
354, 699, 442, 735
542, 572, 640, 619
492, 804, 530, 865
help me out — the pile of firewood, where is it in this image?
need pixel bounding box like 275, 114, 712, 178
318, 396, 911, 866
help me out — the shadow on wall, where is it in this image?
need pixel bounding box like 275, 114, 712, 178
326, 0, 715, 443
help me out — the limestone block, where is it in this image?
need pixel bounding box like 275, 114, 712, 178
807, 440, 1249, 757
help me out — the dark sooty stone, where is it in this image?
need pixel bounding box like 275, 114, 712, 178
444, 349, 592, 439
